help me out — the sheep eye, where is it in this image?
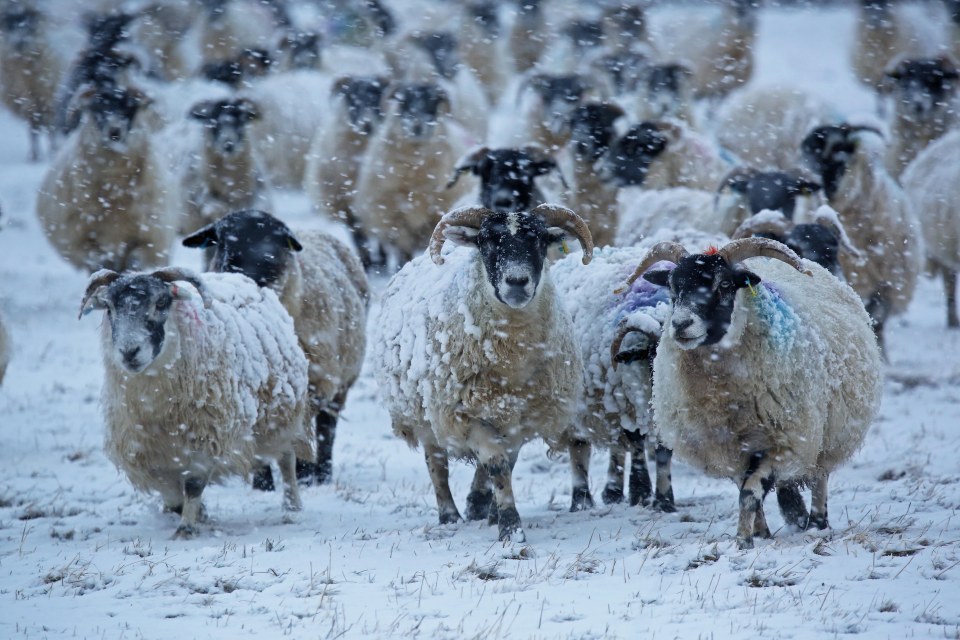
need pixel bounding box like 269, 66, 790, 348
720, 280, 733, 290
156, 298, 170, 311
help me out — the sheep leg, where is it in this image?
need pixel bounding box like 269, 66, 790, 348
252, 463, 276, 492
776, 482, 810, 530
341, 206, 380, 269
865, 293, 888, 355
466, 465, 494, 521
736, 451, 775, 550
753, 499, 772, 540
174, 475, 208, 539
625, 430, 652, 507
482, 451, 524, 543
312, 407, 339, 485
652, 444, 677, 513
279, 450, 303, 512
602, 447, 626, 504
807, 473, 829, 530
943, 266, 958, 329
568, 438, 595, 512
424, 443, 462, 525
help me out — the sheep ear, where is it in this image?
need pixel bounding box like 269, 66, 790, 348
733, 268, 761, 289
189, 100, 216, 122
641, 269, 671, 287
442, 225, 479, 248
790, 177, 822, 195
332, 75, 353, 97
182, 223, 218, 249
285, 231, 303, 252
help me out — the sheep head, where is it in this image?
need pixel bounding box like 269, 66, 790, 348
800, 124, 883, 200
446, 145, 567, 211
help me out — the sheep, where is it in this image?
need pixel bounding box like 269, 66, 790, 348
801, 124, 923, 351
372, 204, 594, 542
731, 205, 864, 280
303, 75, 390, 268
622, 238, 882, 549
513, 72, 607, 153
507, 0, 545, 74
0, 4, 68, 160
445, 144, 567, 213
563, 102, 626, 248
601, 3, 656, 56
182, 210, 370, 487
713, 167, 825, 238
79, 267, 312, 537
180, 97, 270, 235
632, 63, 697, 128
884, 56, 959, 177
901, 128, 960, 327
36, 85, 177, 273
714, 85, 841, 171
130, 1, 194, 81
192, 0, 282, 72
551, 244, 676, 512
276, 31, 322, 71
353, 81, 471, 266
458, 1, 509, 105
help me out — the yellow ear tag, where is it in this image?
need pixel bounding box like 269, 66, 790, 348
560, 238, 569, 255
747, 281, 758, 297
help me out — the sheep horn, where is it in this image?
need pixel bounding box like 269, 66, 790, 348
717, 237, 812, 275
731, 212, 792, 240
609, 319, 658, 371
614, 241, 689, 295
812, 208, 863, 260
532, 204, 593, 265
429, 206, 493, 265
79, 269, 121, 319
152, 267, 211, 307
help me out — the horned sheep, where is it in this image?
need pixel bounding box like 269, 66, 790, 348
36, 85, 177, 273
626, 238, 882, 549
183, 210, 369, 487
80, 267, 312, 537
373, 205, 594, 542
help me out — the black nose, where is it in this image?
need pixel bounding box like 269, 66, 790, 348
121, 346, 140, 364
673, 318, 694, 333
494, 196, 516, 210
506, 275, 530, 287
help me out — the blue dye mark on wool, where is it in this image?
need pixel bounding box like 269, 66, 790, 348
754, 283, 799, 352
609, 260, 672, 327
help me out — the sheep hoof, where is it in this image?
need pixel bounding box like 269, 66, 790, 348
252, 465, 276, 492
163, 503, 183, 515
652, 494, 677, 513
569, 487, 594, 512
754, 524, 772, 539
736, 535, 754, 550
602, 484, 624, 505
438, 509, 462, 525
466, 488, 494, 521
807, 514, 829, 530
174, 524, 198, 539
628, 491, 651, 507
497, 507, 524, 542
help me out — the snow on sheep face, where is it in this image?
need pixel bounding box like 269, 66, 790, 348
599, 122, 669, 187
75, 87, 147, 151
97, 276, 176, 374
723, 170, 822, 220
182, 210, 303, 288
447, 211, 565, 309
390, 83, 448, 140
190, 99, 260, 158
1, 7, 40, 51
801, 125, 863, 200
471, 149, 557, 213
411, 32, 460, 80
785, 224, 840, 277
528, 74, 590, 136
568, 103, 624, 162
643, 254, 760, 350
645, 64, 691, 120
468, 1, 499, 38
886, 58, 959, 119
335, 77, 388, 135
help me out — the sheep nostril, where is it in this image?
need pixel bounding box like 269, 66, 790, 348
506, 275, 529, 287
121, 346, 141, 363
673, 319, 694, 333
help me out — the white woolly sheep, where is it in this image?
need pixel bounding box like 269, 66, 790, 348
551, 244, 675, 512
304, 75, 390, 268
614, 188, 718, 248
801, 124, 923, 351
0, 4, 68, 160
713, 166, 824, 238
624, 238, 882, 549
80, 267, 312, 537
190, 0, 282, 73
901, 128, 960, 327
36, 85, 177, 273
180, 97, 270, 235
353, 81, 471, 266
182, 210, 370, 486
883, 56, 959, 177
373, 204, 594, 542
714, 85, 840, 171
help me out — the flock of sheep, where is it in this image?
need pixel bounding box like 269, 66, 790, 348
0, 0, 956, 549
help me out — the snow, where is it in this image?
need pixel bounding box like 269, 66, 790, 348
2, 4, 960, 640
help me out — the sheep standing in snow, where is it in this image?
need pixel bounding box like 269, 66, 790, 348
80, 267, 311, 537
181, 97, 269, 235
552, 245, 676, 512
514, 72, 603, 153
353, 81, 471, 266
624, 238, 882, 549
446, 145, 567, 213
884, 57, 959, 177
714, 86, 840, 171
901, 129, 960, 327
714, 167, 824, 238
630, 63, 697, 128
183, 210, 369, 486
0, 4, 67, 160
191, 0, 283, 72
36, 85, 176, 273
304, 75, 389, 268
801, 124, 922, 351
373, 205, 594, 542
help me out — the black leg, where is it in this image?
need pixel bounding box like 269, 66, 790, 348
625, 430, 652, 507
652, 444, 676, 513
776, 482, 809, 529
252, 464, 276, 492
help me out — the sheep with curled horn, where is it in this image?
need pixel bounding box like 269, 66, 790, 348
373, 204, 593, 542
624, 237, 881, 550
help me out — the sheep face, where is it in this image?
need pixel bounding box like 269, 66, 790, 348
190, 99, 260, 158
389, 84, 448, 140
604, 5, 646, 39
563, 19, 604, 53
468, 2, 500, 38
334, 77, 388, 135
450, 147, 559, 212
569, 103, 624, 162
801, 125, 862, 200
90, 275, 177, 374
592, 51, 649, 95
785, 225, 840, 277
84, 11, 134, 50
644, 254, 760, 350
1, 7, 41, 52
182, 210, 303, 288
720, 169, 822, 220
81, 87, 149, 151
280, 32, 321, 70
646, 64, 692, 120
411, 31, 460, 80
599, 122, 669, 187
447, 211, 565, 309
526, 74, 590, 136
886, 58, 959, 119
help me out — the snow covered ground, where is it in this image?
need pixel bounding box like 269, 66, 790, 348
2, 4, 960, 639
